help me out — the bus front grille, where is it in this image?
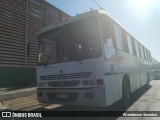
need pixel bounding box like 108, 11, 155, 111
48, 80, 80, 87
40, 72, 92, 81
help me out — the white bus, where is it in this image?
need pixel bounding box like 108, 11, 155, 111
36, 10, 152, 107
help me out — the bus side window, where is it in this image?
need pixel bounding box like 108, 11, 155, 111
140, 44, 144, 59
146, 49, 149, 61
143, 47, 147, 61
101, 18, 113, 47
138, 42, 142, 58
135, 40, 140, 57
101, 17, 116, 59
146, 50, 150, 61
143, 48, 146, 60
121, 29, 129, 53
149, 53, 152, 62
131, 37, 136, 56
114, 24, 123, 50
126, 34, 133, 54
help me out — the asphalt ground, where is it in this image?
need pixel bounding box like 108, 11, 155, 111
0, 80, 160, 120
0, 86, 36, 110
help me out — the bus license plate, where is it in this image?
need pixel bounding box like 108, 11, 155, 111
57, 94, 68, 98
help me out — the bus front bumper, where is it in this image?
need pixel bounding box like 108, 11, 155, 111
37, 87, 106, 107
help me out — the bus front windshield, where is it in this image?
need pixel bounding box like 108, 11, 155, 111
38, 17, 101, 65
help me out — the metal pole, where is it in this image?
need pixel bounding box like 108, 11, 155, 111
92, 0, 105, 11
24, 0, 29, 67
45, 4, 47, 26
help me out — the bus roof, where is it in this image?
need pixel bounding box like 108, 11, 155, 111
39, 9, 110, 34
38, 9, 151, 53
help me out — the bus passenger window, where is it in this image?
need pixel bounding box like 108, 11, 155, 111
143, 48, 146, 60
131, 38, 136, 56
135, 40, 140, 57
121, 29, 129, 53
126, 34, 133, 54
146, 50, 150, 61
138, 43, 142, 58
114, 24, 123, 50
102, 19, 113, 47
145, 49, 149, 61
149, 53, 152, 62
140, 44, 144, 59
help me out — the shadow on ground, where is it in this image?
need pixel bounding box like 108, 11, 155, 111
36, 84, 152, 111
1, 84, 152, 120
33, 84, 152, 120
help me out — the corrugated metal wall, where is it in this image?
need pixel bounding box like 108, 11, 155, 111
0, 0, 70, 67
0, 0, 26, 66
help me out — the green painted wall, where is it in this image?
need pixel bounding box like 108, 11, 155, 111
0, 67, 36, 87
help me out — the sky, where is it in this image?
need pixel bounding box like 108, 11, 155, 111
46, 0, 160, 62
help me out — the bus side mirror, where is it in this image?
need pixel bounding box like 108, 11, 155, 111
27, 41, 31, 57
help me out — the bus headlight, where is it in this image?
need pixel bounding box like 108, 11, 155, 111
82, 80, 94, 85
96, 79, 103, 85
38, 82, 47, 87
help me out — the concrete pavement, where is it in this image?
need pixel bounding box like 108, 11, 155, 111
0, 86, 36, 110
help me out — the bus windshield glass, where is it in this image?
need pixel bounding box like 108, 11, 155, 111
38, 17, 101, 65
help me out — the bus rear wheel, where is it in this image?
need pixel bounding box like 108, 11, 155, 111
122, 79, 131, 108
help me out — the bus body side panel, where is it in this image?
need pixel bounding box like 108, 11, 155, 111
137, 57, 150, 88
103, 46, 121, 106
93, 57, 107, 106
104, 73, 122, 106
104, 47, 150, 107
117, 51, 139, 93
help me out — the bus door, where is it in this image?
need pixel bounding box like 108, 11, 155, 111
101, 16, 119, 105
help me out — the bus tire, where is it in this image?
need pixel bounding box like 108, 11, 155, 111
122, 77, 131, 108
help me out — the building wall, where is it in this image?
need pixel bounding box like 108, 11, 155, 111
0, 0, 70, 67
0, 0, 70, 86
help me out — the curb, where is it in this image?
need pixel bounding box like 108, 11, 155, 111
0, 87, 37, 101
